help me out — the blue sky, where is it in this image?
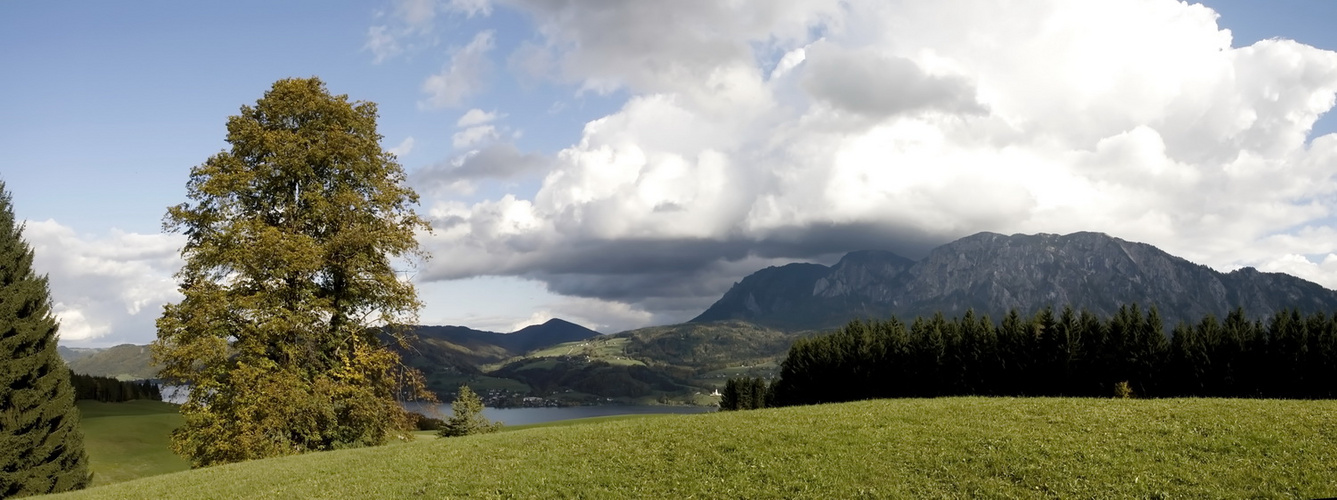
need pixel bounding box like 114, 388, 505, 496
3, 1, 1337, 346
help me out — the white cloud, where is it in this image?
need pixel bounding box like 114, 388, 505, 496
389, 136, 416, 157
768, 45, 808, 80
407, 0, 1337, 326
456, 108, 501, 127
23, 220, 184, 346
1257, 253, 1337, 289
452, 125, 498, 149
506, 0, 841, 100
421, 31, 495, 109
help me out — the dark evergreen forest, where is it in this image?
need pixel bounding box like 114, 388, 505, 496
721, 305, 1337, 410
68, 371, 161, 403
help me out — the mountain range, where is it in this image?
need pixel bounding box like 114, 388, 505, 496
693, 231, 1337, 330
61, 231, 1337, 403
394, 318, 603, 395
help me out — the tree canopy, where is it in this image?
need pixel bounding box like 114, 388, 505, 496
152, 77, 433, 467
0, 181, 91, 496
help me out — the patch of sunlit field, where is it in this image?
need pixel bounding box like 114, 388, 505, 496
75, 400, 190, 486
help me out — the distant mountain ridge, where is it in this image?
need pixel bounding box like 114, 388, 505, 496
693, 231, 1337, 330
59, 319, 602, 389
412, 318, 600, 357
61, 344, 158, 380
56, 319, 802, 404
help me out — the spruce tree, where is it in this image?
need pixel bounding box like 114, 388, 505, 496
438, 385, 500, 437
0, 182, 91, 497
718, 378, 740, 411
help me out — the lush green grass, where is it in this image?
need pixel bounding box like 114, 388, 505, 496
76, 400, 189, 486
52, 397, 1337, 499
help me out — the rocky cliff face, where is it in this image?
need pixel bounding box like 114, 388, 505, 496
691, 231, 1337, 330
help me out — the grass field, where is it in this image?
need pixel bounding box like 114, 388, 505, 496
53, 397, 1337, 498
76, 400, 189, 486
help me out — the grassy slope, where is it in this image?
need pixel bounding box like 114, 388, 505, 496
76, 400, 190, 486
54, 398, 1337, 499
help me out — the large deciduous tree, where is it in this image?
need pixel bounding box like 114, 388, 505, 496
152, 78, 432, 467
0, 181, 91, 496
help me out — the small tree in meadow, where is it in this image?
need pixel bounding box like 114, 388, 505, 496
1113, 380, 1135, 399
438, 385, 501, 437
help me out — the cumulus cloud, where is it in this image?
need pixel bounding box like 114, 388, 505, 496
414, 143, 549, 194
394, 0, 1337, 330
23, 220, 184, 347
412, 107, 546, 193
456, 108, 502, 127
449, 109, 506, 150
452, 125, 499, 149
800, 41, 985, 118
421, 30, 495, 108
1258, 253, 1337, 289
505, 0, 840, 99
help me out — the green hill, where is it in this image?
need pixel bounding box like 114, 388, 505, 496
65, 344, 158, 380
53, 398, 1337, 498
484, 321, 802, 404
57, 346, 101, 363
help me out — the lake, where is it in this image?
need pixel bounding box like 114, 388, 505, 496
411, 403, 716, 426
164, 387, 714, 426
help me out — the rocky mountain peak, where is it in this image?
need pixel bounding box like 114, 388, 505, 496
691, 231, 1337, 330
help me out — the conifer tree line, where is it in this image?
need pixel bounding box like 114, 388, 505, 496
722, 305, 1337, 410
718, 377, 773, 411
68, 371, 162, 403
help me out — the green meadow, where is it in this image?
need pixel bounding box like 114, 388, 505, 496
75, 400, 189, 486
58, 397, 1337, 498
